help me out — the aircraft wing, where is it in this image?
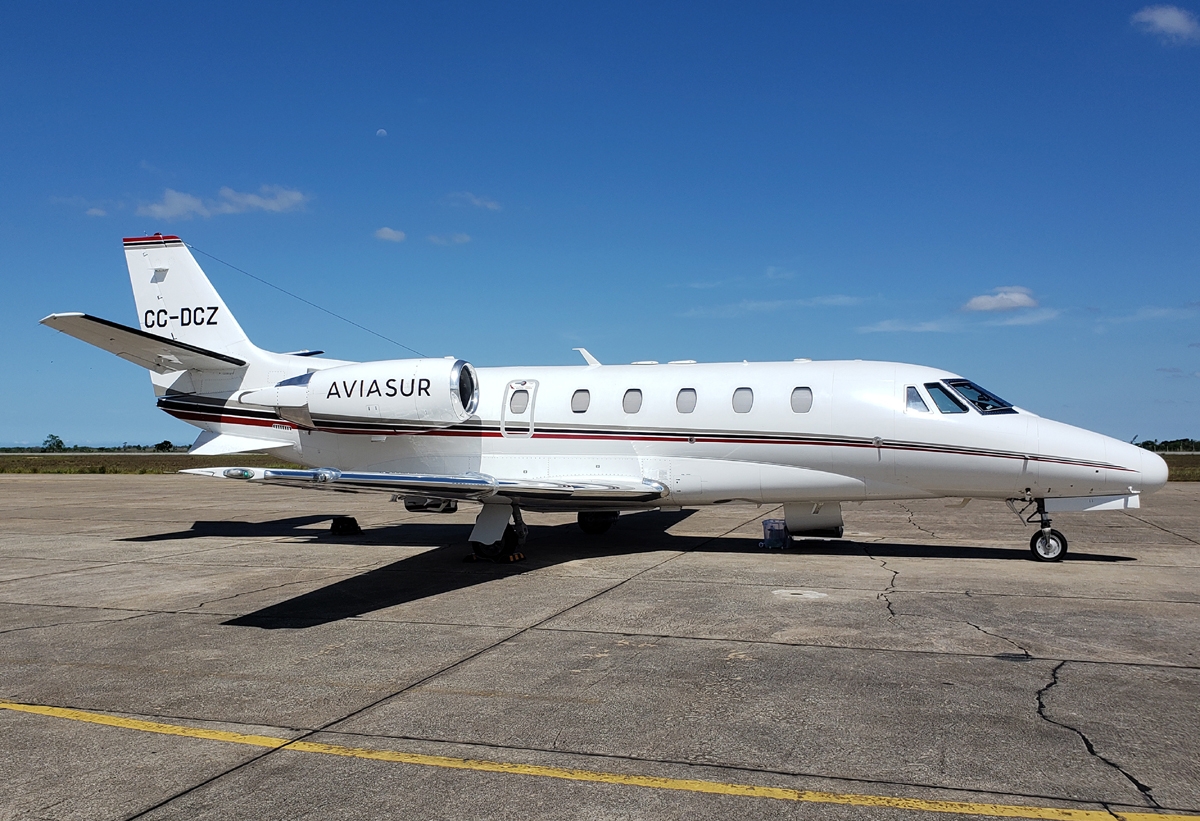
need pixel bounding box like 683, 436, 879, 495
180, 466, 668, 505
40, 313, 246, 374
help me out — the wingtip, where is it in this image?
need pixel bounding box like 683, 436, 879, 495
40, 312, 84, 326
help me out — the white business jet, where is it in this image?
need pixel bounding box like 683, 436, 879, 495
41, 235, 1168, 562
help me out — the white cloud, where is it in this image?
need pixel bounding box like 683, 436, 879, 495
211, 185, 308, 214
137, 189, 209, 220
85, 207, 106, 217
447, 192, 501, 211
137, 186, 309, 221
1101, 306, 1195, 324
963, 286, 1038, 312
1157, 367, 1200, 378
429, 233, 472, 245
679, 277, 742, 290
1132, 4, 1200, 42
375, 227, 406, 242
765, 266, 795, 280
683, 295, 860, 318
987, 308, 1061, 326
858, 319, 956, 333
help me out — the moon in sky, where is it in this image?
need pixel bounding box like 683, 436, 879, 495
376, 129, 387, 137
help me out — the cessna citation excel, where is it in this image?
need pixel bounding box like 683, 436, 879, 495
42, 235, 1168, 563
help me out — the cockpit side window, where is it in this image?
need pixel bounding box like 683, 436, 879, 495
945, 379, 1017, 415
924, 382, 968, 414
905, 386, 930, 412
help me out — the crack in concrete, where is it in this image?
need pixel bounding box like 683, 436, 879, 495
0, 612, 150, 637
896, 503, 936, 539
190, 572, 350, 611
853, 556, 1042, 659
863, 549, 899, 623
963, 621, 1031, 658
1035, 660, 1160, 810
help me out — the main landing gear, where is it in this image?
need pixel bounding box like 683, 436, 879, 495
1008, 498, 1068, 562
468, 504, 527, 562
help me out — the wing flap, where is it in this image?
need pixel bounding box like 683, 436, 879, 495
41, 313, 246, 374
179, 467, 668, 505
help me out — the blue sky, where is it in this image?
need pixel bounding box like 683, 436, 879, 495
2, 2, 1197, 446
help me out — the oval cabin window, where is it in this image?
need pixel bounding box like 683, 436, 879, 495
790, 387, 813, 413
623, 389, 643, 414
571, 389, 590, 413
732, 387, 754, 413
509, 390, 529, 414
676, 388, 697, 413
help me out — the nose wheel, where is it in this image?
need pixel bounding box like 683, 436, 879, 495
1030, 528, 1068, 562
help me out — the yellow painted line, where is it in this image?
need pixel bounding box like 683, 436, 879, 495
1, 700, 1194, 821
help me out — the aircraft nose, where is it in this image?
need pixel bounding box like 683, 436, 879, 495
1139, 448, 1169, 494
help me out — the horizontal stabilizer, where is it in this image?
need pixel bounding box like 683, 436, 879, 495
40, 313, 246, 374
188, 430, 294, 456
181, 466, 668, 506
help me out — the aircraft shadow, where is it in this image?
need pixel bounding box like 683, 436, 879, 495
225, 511, 698, 629
789, 539, 1135, 563
212, 510, 1133, 630
121, 515, 339, 542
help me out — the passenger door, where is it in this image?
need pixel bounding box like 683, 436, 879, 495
501, 379, 538, 438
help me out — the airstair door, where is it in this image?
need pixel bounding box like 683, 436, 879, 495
501, 380, 538, 438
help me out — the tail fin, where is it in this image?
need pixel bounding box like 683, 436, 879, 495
124, 235, 251, 358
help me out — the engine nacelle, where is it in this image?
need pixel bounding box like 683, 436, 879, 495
239, 358, 478, 432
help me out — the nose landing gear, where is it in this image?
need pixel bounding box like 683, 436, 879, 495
1007, 498, 1069, 562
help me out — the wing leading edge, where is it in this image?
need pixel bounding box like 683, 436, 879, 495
180, 467, 668, 507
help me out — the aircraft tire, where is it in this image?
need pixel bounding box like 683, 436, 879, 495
329, 516, 362, 536
1029, 529, 1068, 562
470, 525, 524, 562
578, 511, 618, 535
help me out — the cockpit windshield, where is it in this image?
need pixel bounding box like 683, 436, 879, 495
944, 379, 1016, 415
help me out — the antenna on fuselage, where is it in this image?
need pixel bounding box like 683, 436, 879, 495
574, 348, 602, 366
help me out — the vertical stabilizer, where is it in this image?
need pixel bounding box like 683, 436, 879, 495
123, 235, 251, 359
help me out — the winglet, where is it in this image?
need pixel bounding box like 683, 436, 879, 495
573, 347, 601, 366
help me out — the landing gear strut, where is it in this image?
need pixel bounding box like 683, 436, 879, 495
1021, 499, 1068, 562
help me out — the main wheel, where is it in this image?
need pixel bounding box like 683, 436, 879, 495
1029, 529, 1068, 562
578, 511, 618, 535
470, 525, 524, 562
329, 516, 362, 536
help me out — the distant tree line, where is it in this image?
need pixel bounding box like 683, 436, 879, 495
0, 435, 187, 454
1138, 438, 1200, 452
